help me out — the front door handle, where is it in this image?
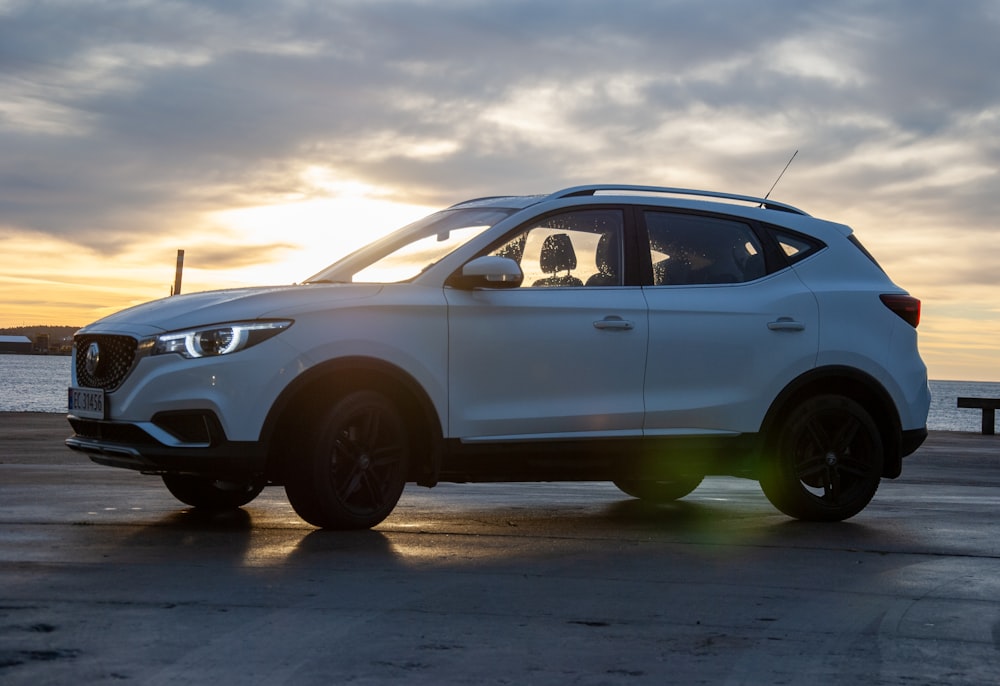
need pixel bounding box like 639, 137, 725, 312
768, 317, 805, 332
594, 316, 634, 331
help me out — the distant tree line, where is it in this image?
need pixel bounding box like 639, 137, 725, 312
0, 326, 79, 354
0, 325, 79, 340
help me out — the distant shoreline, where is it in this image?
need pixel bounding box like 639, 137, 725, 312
3, 362, 998, 431
0, 351, 72, 356
0, 410, 987, 471
0, 410, 980, 435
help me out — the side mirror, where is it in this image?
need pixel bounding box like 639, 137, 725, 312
450, 256, 523, 290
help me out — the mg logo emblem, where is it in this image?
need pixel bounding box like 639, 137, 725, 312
85, 341, 101, 377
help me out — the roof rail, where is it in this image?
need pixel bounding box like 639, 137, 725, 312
448, 195, 515, 208
547, 184, 809, 216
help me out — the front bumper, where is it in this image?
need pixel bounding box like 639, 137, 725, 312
66, 415, 267, 480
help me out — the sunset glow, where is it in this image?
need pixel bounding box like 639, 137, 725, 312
1, 1, 998, 381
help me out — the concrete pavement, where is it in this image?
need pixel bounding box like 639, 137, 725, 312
2, 413, 999, 684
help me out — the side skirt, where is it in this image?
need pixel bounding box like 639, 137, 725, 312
435, 434, 762, 483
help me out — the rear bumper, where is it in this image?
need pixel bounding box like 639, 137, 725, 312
901, 427, 928, 458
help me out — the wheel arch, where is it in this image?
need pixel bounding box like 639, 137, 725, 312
260, 356, 444, 486
761, 366, 904, 478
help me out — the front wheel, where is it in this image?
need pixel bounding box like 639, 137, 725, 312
759, 395, 883, 522
284, 390, 410, 530
162, 474, 265, 510
613, 474, 704, 503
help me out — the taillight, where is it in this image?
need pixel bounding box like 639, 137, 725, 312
880, 294, 921, 328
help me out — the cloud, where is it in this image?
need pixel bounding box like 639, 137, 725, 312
185, 242, 301, 270
1, 1, 999, 281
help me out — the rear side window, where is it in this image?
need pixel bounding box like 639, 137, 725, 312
644, 211, 765, 285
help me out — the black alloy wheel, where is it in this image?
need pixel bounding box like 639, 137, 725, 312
285, 390, 410, 529
760, 394, 883, 521
613, 474, 705, 503
161, 474, 265, 510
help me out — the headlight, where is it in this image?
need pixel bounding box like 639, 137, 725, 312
152, 320, 292, 359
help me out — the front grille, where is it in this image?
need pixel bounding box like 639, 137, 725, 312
74, 334, 139, 391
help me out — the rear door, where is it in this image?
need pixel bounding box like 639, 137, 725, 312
639, 210, 820, 434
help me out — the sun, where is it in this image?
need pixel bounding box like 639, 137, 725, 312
0, 191, 437, 327
205, 195, 436, 286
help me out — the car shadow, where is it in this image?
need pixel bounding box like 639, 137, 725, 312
100, 487, 900, 576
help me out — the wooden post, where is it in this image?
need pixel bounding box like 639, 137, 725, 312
173, 249, 185, 296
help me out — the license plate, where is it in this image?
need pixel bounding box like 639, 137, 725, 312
68, 387, 106, 419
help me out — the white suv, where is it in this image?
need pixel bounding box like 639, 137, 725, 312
67, 185, 930, 528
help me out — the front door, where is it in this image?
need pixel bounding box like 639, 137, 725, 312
445, 208, 648, 441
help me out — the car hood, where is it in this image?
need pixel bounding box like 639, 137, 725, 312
79, 284, 383, 337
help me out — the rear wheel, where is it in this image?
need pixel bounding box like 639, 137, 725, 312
284, 390, 409, 529
613, 474, 704, 503
162, 474, 264, 510
759, 394, 883, 521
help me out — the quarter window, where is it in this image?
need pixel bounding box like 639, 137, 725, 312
771, 228, 823, 264
644, 212, 765, 285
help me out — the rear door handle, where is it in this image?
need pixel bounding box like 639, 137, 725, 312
594, 316, 634, 331
768, 317, 805, 332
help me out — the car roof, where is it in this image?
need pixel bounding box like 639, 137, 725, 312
447, 184, 809, 216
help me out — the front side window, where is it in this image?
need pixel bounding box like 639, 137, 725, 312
644, 211, 765, 285
489, 209, 625, 287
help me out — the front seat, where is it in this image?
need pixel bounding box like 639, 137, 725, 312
585, 232, 620, 286
532, 233, 584, 287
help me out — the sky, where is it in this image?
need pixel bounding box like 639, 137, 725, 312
1, 0, 998, 381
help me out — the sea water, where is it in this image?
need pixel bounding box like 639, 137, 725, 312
0, 353, 997, 432
0, 354, 73, 413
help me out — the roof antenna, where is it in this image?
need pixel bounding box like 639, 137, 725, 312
761, 149, 798, 207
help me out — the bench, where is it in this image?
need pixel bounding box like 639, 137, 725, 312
957, 397, 1000, 435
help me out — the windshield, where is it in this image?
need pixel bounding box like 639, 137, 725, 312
305, 207, 516, 284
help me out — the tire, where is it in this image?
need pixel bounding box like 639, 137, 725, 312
613, 474, 704, 503
759, 394, 883, 522
162, 474, 265, 510
284, 390, 409, 529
